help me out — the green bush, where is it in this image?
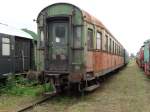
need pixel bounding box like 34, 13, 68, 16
0, 75, 53, 96
43, 83, 54, 92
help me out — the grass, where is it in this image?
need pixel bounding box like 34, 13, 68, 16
1, 60, 150, 112
31, 60, 150, 112
0, 75, 53, 112
0, 75, 53, 96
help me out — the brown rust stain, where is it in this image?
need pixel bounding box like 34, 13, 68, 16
86, 51, 94, 72
86, 51, 124, 75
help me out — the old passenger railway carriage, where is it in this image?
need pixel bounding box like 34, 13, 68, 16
37, 3, 127, 92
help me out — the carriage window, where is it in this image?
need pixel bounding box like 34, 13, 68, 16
109, 38, 112, 52
87, 29, 93, 50
117, 45, 119, 55
120, 48, 121, 56
114, 41, 116, 54
96, 32, 102, 50
112, 41, 114, 53
119, 46, 121, 55
119, 46, 120, 55
115, 44, 117, 54
105, 35, 108, 51
55, 24, 66, 43
121, 48, 122, 56
116, 44, 117, 55
74, 27, 81, 47
2, 37, 10, 56
118, 46, 119, 55
116, 45, 118, 55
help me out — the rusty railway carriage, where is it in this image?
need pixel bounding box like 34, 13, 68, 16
137, 40, 150, 76
0, 23, 33, 79
37, 3, 127, 92
136, 46, 144, 69
136, 40, 150, 76
143, 40, 150, 76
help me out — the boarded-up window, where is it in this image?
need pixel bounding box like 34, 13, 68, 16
2, 37, 10, 56
96, 32, 102, 49
87, 29, 93, 50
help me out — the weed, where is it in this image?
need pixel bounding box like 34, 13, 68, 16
0, 75, 53, 96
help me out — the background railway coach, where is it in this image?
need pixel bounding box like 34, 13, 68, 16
124, 49, 129, 65
36, 3, 127, 92
136, 46, 144, 69
0, 23, 34, 79
143, 40, 150, 76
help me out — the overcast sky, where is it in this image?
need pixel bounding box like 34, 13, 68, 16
0, 0, 150, 54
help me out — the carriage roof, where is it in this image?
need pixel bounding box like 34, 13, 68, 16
0, 23, 33, 39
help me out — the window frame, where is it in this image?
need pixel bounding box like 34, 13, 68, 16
2, 37, 11, 56
116, 44, 118, 55
115, 43, 116, 55
73, 26, 82, 48
87, 28, 94, 50
53, 23, 68, 44
105, 35, 108, 52
112, 41, 114, 54
96, 31, 102, 50
109, 38, 112, 53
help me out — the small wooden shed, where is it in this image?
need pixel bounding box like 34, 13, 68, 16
0, 23, 33, 78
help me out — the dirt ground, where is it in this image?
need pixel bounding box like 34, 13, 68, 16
0, 95, 46, 112
29, 60, 150, 112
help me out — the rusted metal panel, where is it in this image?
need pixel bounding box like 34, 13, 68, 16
86, 51, 94, 72
104, 53, 108, 70
82, 11, 104, 28
93, 51, 102, 72
92, 51, 124, 77
108, 54, 111, 68
68, 72, 83, 82
113, 55, 116, 67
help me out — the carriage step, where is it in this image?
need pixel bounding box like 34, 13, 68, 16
86, 77, 95, 81
84, 84, 100, 91
44, 91, 57, 96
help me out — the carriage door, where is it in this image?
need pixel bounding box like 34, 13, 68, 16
48, 22, 69, 71
15, 38, 31, 72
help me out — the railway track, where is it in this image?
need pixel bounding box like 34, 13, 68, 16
16, 71, 118, 112
17, 91, 57, 112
